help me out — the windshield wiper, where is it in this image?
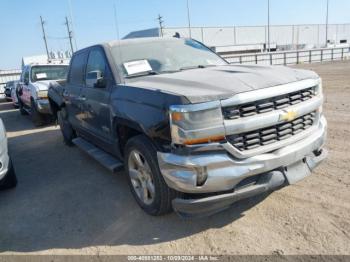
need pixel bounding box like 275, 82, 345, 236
179, 65, 216, 71
125, 71, 159, 79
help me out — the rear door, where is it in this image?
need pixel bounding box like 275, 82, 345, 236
64, 51, 88, 128
80, 47, 113, 143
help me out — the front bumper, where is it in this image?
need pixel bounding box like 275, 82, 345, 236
158, 116, 327, 217
36, 99, 52, 114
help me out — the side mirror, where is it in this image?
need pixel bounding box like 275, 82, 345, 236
86, 70, 106, 88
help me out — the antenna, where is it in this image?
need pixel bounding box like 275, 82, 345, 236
157, 14, 164, 37
113, 0, 124, 83
113, 1, 121, 40
40, 16, 50, 60
325, 0, 329, 46
65, 16, 74, 54
267, 0, 270, 52
186, 0, 192, 38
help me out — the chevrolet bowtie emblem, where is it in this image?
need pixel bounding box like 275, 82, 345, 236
279, 110, 298, 122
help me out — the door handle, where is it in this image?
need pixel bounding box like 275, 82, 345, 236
79, 95, 86, 101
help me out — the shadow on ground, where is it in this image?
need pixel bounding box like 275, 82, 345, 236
0, 102, 54, 133
0, 101, 270, 252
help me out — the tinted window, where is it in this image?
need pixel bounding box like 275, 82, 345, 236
86, 49, 106, 76
85, 49, 108, 88
24, 70, 29, 84
69, 52, 88, 85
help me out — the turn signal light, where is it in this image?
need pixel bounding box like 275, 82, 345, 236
183, 135, 225, 145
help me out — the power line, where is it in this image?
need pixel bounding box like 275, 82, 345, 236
157, 14, 164, 37
40, 16, 50, 59
46, 36, 69, 40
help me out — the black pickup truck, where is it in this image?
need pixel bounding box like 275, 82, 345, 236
48, 37, 327, 217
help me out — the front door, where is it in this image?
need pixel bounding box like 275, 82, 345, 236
80, 47, 112, 143
64, 50, 88, 128
20, 68, 31, 107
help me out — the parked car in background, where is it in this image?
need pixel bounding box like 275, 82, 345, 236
49, 37, 327, 217
0, 118, 17, 190
17, 62, 68, 126
4, 81, 17, 101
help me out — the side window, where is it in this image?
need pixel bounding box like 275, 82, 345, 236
23, 69, 30, 84
68, 52, 88, 85
85, 49, 107, 88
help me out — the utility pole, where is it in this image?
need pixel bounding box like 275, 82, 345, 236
267, 0, 270, 52
157, 14, 164, 37
325, 0, 329, 47
40, 16, 50, 59
186, 0, 192, 38
68, 0, 78, 50
65, 16, 74, 54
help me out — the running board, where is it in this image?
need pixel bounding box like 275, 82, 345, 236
72, 137, 124, 172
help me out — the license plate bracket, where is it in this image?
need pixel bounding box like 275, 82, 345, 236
284, 160, 311, 185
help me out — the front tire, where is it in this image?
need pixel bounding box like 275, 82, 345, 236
31, 99, 45, 127
125, 135, 181, 216
18, 99, 28, 115
57, 108, 76, 146
0, 159, 17, 190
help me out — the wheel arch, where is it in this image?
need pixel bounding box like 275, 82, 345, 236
113, 117, 146, 156
48, 97, 64, 121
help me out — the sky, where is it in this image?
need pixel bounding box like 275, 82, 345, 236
0, 0, 349, 69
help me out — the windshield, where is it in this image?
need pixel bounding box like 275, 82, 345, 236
5, 81, 15, 88
31, 65, 68, 82
110, 39, 227, 78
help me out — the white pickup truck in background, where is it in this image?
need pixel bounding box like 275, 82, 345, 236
17, 62, 68, 126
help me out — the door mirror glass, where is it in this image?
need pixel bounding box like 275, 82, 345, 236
86, 70, 105, 88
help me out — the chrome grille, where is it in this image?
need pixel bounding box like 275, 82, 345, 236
227, 112, 316, 151
223, 87, 316, 119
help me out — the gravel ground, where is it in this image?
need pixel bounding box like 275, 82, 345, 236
0, 61, 349, 255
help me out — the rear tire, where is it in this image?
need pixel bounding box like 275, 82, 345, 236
125, 135, 182, 216
31, 99, 45, 127
0, 159, 17, 190
18, 99, 28, 115
57, 108, 76, 146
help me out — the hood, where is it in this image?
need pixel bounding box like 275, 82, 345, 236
128, 65, 319, 103
32, 80, 56, 91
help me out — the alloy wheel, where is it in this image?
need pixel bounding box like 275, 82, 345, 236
128, 150, 155, 205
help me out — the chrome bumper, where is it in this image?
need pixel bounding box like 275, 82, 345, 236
36, 99, 52, 114
158, 116, 327, 194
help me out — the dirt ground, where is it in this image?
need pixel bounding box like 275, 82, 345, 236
0, 61, 349, 255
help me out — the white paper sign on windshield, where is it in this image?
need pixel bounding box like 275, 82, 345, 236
123, 60, 152, 75
36, 73, 47, 79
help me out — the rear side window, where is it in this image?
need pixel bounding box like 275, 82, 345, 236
68, 51, 88, 85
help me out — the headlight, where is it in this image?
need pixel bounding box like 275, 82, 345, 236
37, 90, 48, 99
169, 101, 225, 145
315, 78, 323, 96
315, 78, 323, 115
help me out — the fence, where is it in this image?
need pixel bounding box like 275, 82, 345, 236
0, 69, 21, 93
222, 47, 350, 66
163, 24, 350, 49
